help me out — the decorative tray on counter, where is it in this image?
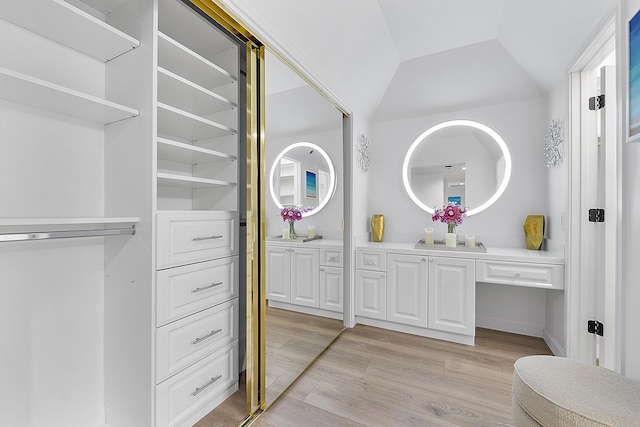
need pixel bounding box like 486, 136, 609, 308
267, 235, 323, 243
415, 239, 487, 253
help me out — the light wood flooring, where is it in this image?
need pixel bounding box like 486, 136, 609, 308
250, 325, 552, 427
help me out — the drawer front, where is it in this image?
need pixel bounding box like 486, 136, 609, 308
157, 212, 237, 269
476, 260, 564, 290
156, 299, 239, 383
356, 251, 386, 271
156, 342, 238, 427
320, 249, 343, 267
157, 256, 239, 326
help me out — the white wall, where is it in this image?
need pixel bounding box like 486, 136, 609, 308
266, 128, 344, 239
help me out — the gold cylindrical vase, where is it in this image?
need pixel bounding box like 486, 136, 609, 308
371, 214, 385, 242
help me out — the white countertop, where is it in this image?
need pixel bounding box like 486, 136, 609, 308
266, 237, 343, 249
356, 241, 564, 264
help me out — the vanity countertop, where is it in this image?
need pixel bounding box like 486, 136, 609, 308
356, 241, 564, 264
266, 237, 343, 249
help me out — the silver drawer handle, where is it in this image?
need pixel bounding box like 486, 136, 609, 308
192, 329, 223, 345
329, 256, 337, 262
193, 235, 223, 241
192, 281, 223, 293
192, 374, 222, 396
515, 273, 521, 277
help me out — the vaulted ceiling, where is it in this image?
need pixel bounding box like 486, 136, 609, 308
250, 0, 616, 133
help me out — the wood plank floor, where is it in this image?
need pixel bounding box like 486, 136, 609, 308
251, 325, 552, 427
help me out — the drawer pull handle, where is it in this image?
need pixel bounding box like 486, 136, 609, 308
330, 256, 337, 262
192, 374, 222, 396
192, 282, 223, 293
193, 235, 223, 241
515, 273, 521, 277
192, 329, 223, 345
367, 259, 372, 265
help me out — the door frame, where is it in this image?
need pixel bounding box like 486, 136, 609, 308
567, 11, 621, 371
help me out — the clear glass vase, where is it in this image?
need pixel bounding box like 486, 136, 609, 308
288, 220, 297, 239
446, 222, 457, 247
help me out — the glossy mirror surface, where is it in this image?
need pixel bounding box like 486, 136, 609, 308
269, 142, 336, 217
402, 120, 512, 216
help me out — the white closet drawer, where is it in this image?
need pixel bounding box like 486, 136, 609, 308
156, 299, 238, 383
157, 256, 239, 326
321, 249, 343, 267
356, 251, 386, 271
156, 342, 238, 427
157, 211, 237, 269
476, 260, 564, 290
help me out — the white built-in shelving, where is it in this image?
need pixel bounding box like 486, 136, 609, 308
157, 137, 237, 164
157, 102, 236, 140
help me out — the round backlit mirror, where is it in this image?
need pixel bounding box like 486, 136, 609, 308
402, 120, 512, 216
269, 142, 336, 217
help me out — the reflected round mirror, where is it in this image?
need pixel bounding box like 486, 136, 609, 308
402, 120, 511, 216
269, 142, 336, 217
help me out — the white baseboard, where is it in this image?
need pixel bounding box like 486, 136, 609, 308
268, 300, 343, 320
476, 315, 544, 338
543, 328, 566, 356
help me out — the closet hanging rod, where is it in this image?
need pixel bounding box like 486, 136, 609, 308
0, 226, 136, 242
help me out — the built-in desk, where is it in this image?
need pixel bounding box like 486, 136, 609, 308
355, 242, 564, 345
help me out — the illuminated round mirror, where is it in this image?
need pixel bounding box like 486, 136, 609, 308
269, 142, 336, 217
402, 120, 512, 216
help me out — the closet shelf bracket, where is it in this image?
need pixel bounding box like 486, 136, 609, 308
0, 225, 136, 242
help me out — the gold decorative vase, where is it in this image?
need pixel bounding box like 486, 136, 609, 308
371, 214, 385, 242
524, 215, 544, 250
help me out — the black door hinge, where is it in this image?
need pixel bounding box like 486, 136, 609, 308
588, 208, 605, 223
589, 94, 605, 110
588, 320, 604, 336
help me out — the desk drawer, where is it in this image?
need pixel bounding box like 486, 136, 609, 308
321, 249, 343, 267
156, 299, 238, 383
156, 342, 238, 427
157, 211, 237, 269
157, 256, 239, 326
356, 251, 386, 271
476, 260, 564, 290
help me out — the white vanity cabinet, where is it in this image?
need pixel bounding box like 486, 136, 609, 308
266, 240, 343, 319
386, 254, 428, 327
428, 256, 475, 335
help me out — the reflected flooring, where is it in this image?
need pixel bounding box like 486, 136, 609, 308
265, 306, 344, 405
251, 325, 552, 427
194, 306, 344, 426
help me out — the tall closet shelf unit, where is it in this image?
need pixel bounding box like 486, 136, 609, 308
0, 66, 139, 125
1, 0, 139, 62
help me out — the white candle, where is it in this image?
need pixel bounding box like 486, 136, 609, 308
308, 225, 315, 238
282, 228, 289, 239
445, 233, 457, 248
424, 227, 434, 245
465, 234, 475, 247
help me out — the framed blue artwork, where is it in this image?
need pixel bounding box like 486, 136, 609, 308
448, 196, 461, 205
629, 9, 640, 142
306, 170, 317, 198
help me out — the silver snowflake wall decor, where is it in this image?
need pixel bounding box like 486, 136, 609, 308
544, 119, 563, 168
357, 133, 371, 173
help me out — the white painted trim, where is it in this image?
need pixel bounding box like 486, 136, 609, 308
355, 317, 475, 346
543, 328, 566, 357
475, 315, 544, 338
268, 300, 343, 320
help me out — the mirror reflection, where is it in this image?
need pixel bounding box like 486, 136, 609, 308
270, 142, 336, 216
403, 120, 512, 216
264, 50, 344, 408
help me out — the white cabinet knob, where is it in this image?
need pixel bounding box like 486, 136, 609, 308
515, 272, 520, 277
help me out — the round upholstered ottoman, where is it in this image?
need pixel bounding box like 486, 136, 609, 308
512, 355, 640, 426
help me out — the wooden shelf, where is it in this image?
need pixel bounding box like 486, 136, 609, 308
157, 67, 236, 117
157, 137, 236, 164
157, 173, 236, 189
157, 102, 235, 141
0, 66, 139, 124
2, 0, 139, 62
158, 32, 236, 91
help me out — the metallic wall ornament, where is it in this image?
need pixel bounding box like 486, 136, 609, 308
544, 119, 564, 168
357, 133, 371, 173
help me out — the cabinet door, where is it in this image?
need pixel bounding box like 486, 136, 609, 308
266, 246, 291, 303
290, 248, 320, 307
387, 254, 427, 327
355, 270, 386, 319
319, 266, 343, 312
428, 257, 475, 335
